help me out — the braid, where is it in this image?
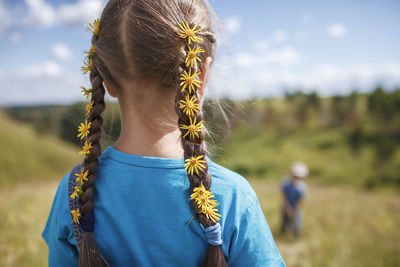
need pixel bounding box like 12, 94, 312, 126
176, 52, 212, 226
73, 22, 109, 266
79, 60, 105, 215
175, 22, 227, 267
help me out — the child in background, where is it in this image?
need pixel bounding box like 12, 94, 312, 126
41, 0, 285, 266
280, 162, 308, 237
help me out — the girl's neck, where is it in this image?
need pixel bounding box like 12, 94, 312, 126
113, 104, 184, 159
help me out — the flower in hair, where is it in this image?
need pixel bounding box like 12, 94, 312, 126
71, 209, 81, 224
179, 94, 200, 117
81, 58, 93, 74
75, 167, 89, 185
77, 120, 91, 140
70, 185, 82, 199
190, 182, 212, 200
84, 45, 96, 59
190, 183, 220, 219
70, 190, 79, 199
185, 155, 206, 175
85, 100, 94, 116
202, 203, 222, 223
86, 18, 100, 35
195, 194, 217, 209
179, 116, 203, 140
186, 46, 205, 68
180, 68, 202, 94
79, 140, 93, 156
80, 86, 92, 99
177, 21, 203, 45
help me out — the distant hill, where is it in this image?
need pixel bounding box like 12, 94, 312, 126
0, 111, 80, 186
3, 88, 400, 189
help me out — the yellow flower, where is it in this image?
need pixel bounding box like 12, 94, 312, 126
195, 194, 217, 209
76, 184, 83, 194
190, 183, 212, 200
184, 155, 206, 175
84, 45, 95, 59
180, 68, 202, 94
201, 203, 221, 223
80, 86, 92, 99
81, 58, 92, 74
85, 101, 94, 116
70, 184, 83, 199
71, 209, 81, 224
70, 190, 79, 199
75, 168, 89, 185
179, 116, 203, 140
77, 120, 91, 140
86, 18, 100, 35
179, 94, 200, 117
185, 46, 205, 68
177, 21, 203, 45
79, 140, 92, 156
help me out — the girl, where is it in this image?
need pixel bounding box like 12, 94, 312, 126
42, 0, 285, 266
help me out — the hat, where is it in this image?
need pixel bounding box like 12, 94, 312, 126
291, 162, 309, 178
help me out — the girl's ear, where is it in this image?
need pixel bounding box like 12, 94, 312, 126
104, 80, 118, 98
198, 56, 213, 99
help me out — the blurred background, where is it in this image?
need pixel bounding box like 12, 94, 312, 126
0, 0, 400, 266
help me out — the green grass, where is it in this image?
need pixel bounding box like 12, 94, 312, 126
0, 112, 80, 186
214, 125, 398, 188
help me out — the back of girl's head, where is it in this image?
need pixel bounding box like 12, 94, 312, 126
94, 0, 216, 98
76, 1, 227, 266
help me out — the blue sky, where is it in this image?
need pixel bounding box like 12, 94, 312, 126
0, 0, 399, 105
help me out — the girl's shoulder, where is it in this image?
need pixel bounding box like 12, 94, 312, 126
207, 160, 260, 213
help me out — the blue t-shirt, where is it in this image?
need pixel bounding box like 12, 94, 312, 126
42, 146, 285, 266
281, 178, 307, 209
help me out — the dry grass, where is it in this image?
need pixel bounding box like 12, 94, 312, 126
0, 180, 399, 266
251, 179, 400, 267
0, 181, 58, 267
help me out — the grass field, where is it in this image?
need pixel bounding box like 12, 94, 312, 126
0, 112, 79, 186
214, 125, 400, 189
0, 111, 399, 266
0, 179, 399, 267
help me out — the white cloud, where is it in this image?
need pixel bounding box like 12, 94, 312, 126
25, 0, 56, 27
328, 23, 347, 37
8, 31, 22, 43
264, 46, 300, 66
253, 39, 271, 52
20, 61, 62, 77
271, 30, 287, 43
210, 32, 400, 100
301, 13, 313, 25
233, 46, 300, 68
0, 62, 83, 105
57, 0, 104, 26
52, 43, 73, 61
224, 16, 241, 35
0, 0, 105, 32
293, 63, 400, 95
234, 53, 255, 67
0, 1, 12, 34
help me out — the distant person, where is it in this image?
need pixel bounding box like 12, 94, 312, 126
280, 162, 308, 236
41, 1, 285, 266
